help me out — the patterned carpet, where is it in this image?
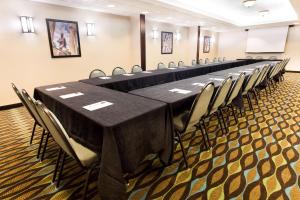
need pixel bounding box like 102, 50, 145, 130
1, 73, 300, 200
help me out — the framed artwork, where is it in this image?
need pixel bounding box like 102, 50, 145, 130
46, 19, 81, 58
161, 32, 173, 54
203, 36, 211, 53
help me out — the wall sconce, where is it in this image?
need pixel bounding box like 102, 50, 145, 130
175, 31, 182, 41
86, 23, 95, 36
20, 16, 34, 33
151, 28, 159, 39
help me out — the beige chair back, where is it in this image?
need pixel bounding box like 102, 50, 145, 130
225, 73, 246, 106
205, 58, 209, 64
89, 69, 106, 79
168, 61, 177, 68
157, 62, 166, 69
35, 101, 78, 161
178, 61, 184, 67
185, 82, 215, 131
11, 83, 34, 118
199, 59, 203, 65
21, 89, 47, 130
112, 67, 126, 75
254, 65, 269, 87
209, 77, 233, 114
192, 60, 196, 66
243, 68, 260, 94
132, 65, 143, 73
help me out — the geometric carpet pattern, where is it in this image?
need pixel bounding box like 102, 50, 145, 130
1, 73, 300, 200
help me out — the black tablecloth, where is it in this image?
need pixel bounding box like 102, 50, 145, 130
34, 82, 172, 200
80, 60, 254, 92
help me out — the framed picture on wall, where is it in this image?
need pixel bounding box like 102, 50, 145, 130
203, 36, 211, 53
161, 32, 173, 54
46, 18, 81, 58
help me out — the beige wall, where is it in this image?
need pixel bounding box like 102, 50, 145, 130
218, 26, 300, 71
0, 0, 219, 106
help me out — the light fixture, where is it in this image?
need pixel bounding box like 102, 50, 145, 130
243, 0, 256, 8
20, 16, 34, 33
259, 10, 269, 17
86, 23, 95, 36
107, 4, 115, 8
151, 28, 159, 39
175, 31, 182, 41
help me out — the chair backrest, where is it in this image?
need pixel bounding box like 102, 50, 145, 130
225, 73, 246, 106
11, 83, 34, 118
205, 58, 209, 64
256, 56, 263, 59
269, 63, 280, 79
218, 57, 222, 62
192, 59, 196, 66
254, 65, 269, 87
157, 62, 167, 69
21, 89, 47, 130
246, 56, 253, 59
112, 67, 126, 75
35, 100, 81, 165
209, 77, 233, 115
243, 68, 260, 94
89, 69, 106, 79
178, 61, 184, 67
184, 82, 215, 131
131, 65, 143, 73
213, 58, 218, 63
199, 59, 203, 65
223, 57, 226, 61
168, 61, 177, 68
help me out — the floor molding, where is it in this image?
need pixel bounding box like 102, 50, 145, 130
0, 103, 23, 111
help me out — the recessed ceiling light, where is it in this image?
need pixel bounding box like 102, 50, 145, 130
141, 11, 149, 14
243, 0, 256, 8
259, 10, 269, 17
107, 4, 115, 8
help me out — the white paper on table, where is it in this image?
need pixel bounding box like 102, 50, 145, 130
141, 71, 153, 74
99, 77, 111, 80
46, 86, 66, 91
123, 73, 135, 76
192, 83, 205, 87
169, 88, 192, 94
167, 68, 177, 70
83, 101, 113, 111
60, 92, 84, 99
228, 73, 241, 76
209, 78, 225, 81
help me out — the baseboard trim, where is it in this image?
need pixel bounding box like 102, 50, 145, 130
286, 70, 300, 73
0, 103, 23, 111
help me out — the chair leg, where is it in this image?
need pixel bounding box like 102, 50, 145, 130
200, 120, 211, 148
175, 131, 188, 169
56, 152, 66, 188
216, 111, 225, 135
82, 167, 94, 200
231, 105, 238, 124
246, 93, 253, 111
37, 129, 46, 159
41, 131, 50, 161
219, 109, 228, 133
30, 121, 37, 145
252, 90, 259, 105
53, 148, 62, 183
197, 124, 208, 150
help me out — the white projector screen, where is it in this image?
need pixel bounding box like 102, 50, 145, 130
246, 26, 289, 53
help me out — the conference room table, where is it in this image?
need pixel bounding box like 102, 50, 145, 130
34, 82, 173, 200
80, 60, 254, 92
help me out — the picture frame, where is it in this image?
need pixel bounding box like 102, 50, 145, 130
46, 18, 81, 58
203, 36, 211, 53
161, 31, 173, 54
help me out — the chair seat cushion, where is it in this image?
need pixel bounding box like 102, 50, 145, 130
69, 138, 98, 167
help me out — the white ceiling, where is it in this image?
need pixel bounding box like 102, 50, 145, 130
31, 0, 299, 31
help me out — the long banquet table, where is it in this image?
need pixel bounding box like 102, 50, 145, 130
80, 60, 255, 92
34, 82, 172, 200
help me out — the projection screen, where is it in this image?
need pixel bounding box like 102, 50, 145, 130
246, 26, 289, 53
